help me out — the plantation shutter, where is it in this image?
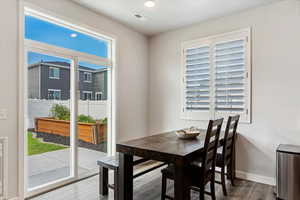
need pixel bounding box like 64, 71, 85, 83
181, 29, 251, 123
184, 45, 211, 112
214, 38, 247, 114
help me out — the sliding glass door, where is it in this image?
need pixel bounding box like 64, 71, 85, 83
23, 9, 114, 197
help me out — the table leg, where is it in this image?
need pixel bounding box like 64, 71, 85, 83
114, 169, 119, 200
99, 166, 108, 195
118, 153, 133, 200
174, 162, 191, 200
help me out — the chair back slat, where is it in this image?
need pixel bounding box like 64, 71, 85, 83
221, 115, 240, 165
202, 118, 223, 174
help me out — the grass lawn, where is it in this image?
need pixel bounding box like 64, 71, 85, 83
28, 132, 67, 155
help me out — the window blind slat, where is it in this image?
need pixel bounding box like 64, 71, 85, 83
215, 50, 244, 57
186, 95, 210, 99
186, 69, 209, 76
216, 53, 244, 61
186, 55, 209, 61
187, 63, 209, 68
187, 100, 210, 104
186, 46, 209, 53
187, 61, 210, 66
215, 63, 245, 69
215, 40, 244, 50
186, 86, 210, 91
186, 107, 210, 111
215, 107, 244, 111
216, 76, 244, 82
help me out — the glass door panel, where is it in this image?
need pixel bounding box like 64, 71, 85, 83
76, 60, 109, 178
26, 51, 74, 190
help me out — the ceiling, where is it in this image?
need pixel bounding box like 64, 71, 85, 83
73, 0, 281, 36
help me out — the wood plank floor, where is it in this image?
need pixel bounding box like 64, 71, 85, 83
30, 167, 275, 200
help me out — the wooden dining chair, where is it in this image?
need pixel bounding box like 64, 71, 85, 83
161, 118, 223, 200
215, 115, 240, 196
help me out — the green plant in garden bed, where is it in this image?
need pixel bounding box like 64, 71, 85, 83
78, 114, 96, 123
51, 104, 70, 121
99, 117, 107, 124
28, 132, 67, 155
50, 104, 107, 124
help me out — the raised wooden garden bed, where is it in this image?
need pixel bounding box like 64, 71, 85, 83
35, 117, 107, 144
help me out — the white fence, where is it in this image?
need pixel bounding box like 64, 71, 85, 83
27, 99, 108, 128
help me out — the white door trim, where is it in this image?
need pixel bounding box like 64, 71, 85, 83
18, 1, 117, 198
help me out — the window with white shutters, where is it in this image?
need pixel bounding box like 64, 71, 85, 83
181, 29, 251, 123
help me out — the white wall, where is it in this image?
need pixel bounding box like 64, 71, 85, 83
0, 0, 19, 198
149, 0, 300, 184
0, 0, 149, 198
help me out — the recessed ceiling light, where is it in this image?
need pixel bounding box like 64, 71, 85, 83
70, 33, 77, 38
144, 0, 155, 8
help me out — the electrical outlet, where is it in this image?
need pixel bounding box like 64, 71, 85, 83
0, 109, 8, 120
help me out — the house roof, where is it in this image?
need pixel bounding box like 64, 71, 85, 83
29, 61, 107, 72
43, 61, 97, 71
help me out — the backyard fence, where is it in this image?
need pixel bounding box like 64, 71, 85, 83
27, 99, 108, 128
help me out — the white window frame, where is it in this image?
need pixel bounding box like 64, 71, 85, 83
19, 5, 117, 198
82, 91, 93, 100
48, 89, 61, 100
95, 92, 103, 100
83, 72, 92, 83
181, 28, 252, 123
49, 67, 60, 79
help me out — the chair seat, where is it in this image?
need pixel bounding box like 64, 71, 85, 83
162, 156, 204, 177
161, 159, 203, 179
161, 163, 214, 187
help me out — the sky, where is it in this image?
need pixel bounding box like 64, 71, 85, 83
25, 15, 108, 69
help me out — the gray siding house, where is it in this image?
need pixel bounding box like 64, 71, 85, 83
28, 61, 107, 100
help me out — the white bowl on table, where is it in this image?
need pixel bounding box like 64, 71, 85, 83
175, 127, 201, 139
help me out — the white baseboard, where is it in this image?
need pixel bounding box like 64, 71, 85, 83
236, 170, 276, 186
8, 197, 20, 200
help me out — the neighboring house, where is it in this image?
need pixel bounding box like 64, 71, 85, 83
28, 61, 107, 100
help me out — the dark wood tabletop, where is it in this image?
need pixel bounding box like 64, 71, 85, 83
117, 130, 225, 160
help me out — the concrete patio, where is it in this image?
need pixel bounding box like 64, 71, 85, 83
28, 147, 106, 189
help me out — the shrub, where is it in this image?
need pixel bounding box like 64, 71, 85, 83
78, 114, 96, 123
100, 118, 107, 124
50, 104, 70, 121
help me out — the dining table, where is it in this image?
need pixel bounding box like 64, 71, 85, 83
116, 129, 237, 200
